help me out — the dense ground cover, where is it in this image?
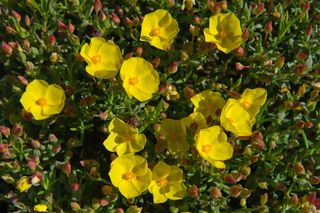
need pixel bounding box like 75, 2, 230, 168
0, 0, 320, 212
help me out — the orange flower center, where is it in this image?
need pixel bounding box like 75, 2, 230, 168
36, 98, 47, 107
202, 144, 212, 153
156, 177, 168, 187
220, 30, 229, 38
91, 55, 102, 64
122, 172, 135, 180
128, 77, 139, 86
241, 101, 251, 109
151, 28, 161, 36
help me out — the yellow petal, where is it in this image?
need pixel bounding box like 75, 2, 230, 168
165, 183, 186, 200
44, 84, 65, 111
88, 37, 106, 57
119, 180, 141, 199
26, 79, 49, 100
34, 204, 48, 212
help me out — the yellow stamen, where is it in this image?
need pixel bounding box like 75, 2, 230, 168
151, 28, 161, 36
122, 172, 135, 180
241, 101, 251, 109
202, 144, 212, 153
220, 30, 229, 38
36, 98, 47, 107
91, 55, 102, 64
156, 177, 168, 187
128, 77, 139, 86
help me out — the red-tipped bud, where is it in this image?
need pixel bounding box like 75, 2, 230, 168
125, 17, 133, 27
194, 16, 201, 24
235, 62, 250, 71
32, 140, 41, 149
11, 10, 21, 22
295, 64, 307, 75
94, 0, 102, 13
257, 3, 265, 15
224, 173, 243, 183
152, 57, 161, 68
111, 12, 120, 25
0, 144, 9, 153
134, 47, 143, 56
58, 20, 68, 31
275, 56, 285, 68
230, 184, 243, 198
305, 121, 313, 128
242, 28, 249, 41
210, 187, 222, 199
63, 162, 72, 176
168, 61, 178, 74
100, 198, 109, 207
188, 185, 200, 198
309, 176, 320, 185
71, 183, 80, 192
264, 21, 273, 34
5, 26, 15, 34
48, 34, 56, 46
48, 134, 58, 142
99, 10, 107, 21
24, 15, 31, 27
68, 23, 75, 34
22, 39, 30, 49
28, 158, 37, 171
233, 47, 244, 57
1, 42, 13, 55
11, 123, 23, 137
306, 25, 312, 37
293, 162, 305, 174
301, 1, 310, 12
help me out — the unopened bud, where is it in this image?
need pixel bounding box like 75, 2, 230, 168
116, 5, 124, 17
99, 10, 107, 21
71, 183, 80, 192
115, 208, 124, 213
264, 21, 273, 34
152, 57, 161, 68
230, 184, 243, 198
70, 202, 81, 211
5, 26, 15, 34
306, 25, 312, 37
220, 1, 228, 10
1, 42, 13, 55
235, 62, 250, 71
257, 3, 265, 15
305, 121, 313, 128
32, 140, 41, 149
22, 39, 30, 49
0, 126, 10, 137
132, 16, 140, 26
275, 56, 285, 68
194, 16, 201, 24
291, 193, 299, 206
111, 12, 120, 25
260, 193, 268, 205
295, 64, 307, 75
242, 28, 249, 41
68, 23, 75, 34
11, 123, 23, 137
293, 162, 305, 174
24, 15, 31, 27
301, 1, 310, 12
188, 185, 200, 198
134, 47, 143, 56
28, 158, 37, 171
125, 17, 133, 27
63, 162, 72, 176
168, 61, 178, 74
50, 52, 59, 63
210, 187, 222, 199
240, 166, 251, 177
181, 51, 189, 61
100, 198, 109, 207
11, 10, 21, 22
102, 185, 113, 195
233, 47, 244, 57
48, 34, 56, 46
94, 0, 102, 13
57, 20, 68, 31
48, 134, 58, 142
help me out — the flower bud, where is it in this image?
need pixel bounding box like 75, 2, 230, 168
293, 162, 305, 174
11, 10, 21, 22
242, 28, 249, 41
235, 62, 250, 71
220, 1, 228, 10
11, 123, 23, 137
188, 185, 200, 198
68, 23, 75, 34
94, 0, 102, 13
0, 126, 10, 137
32, 140, 41, 149
63, 162, 72, 176
240, 198, 246, 207
240, 188, 252, 199
275, 56, 285, 68
224, 173, 242, 184
180, 51, 189, 61
100, 198, 109, 207
58, 20, 68, 31
70, 202, 81, 211
22, 39, 30, 50
210, 187, 222, 199
230, 184, 243, 198
102, 185, 113, 195
152, 57, 161, 68
99, 10, 107, 21
301, 1, 310, 12
305, 121, 313, 128
260, 193, 268, 205
306, 25, 312, 37
53, 145, 61, 153
28, 158, 37, 171
296, 120, 305, 129
264, 21, 273, 34
125, 17, 133, 27
116, 5, 124, 17
168, 61, 178, 74
295, 64, 307, 75
5, 26, 15, 34
257, 3, 265, 15
1, 42, 13, 55
48, 34, 56, 46
258, 182, 268, 189
71, 183, 80, 192
24, 15, 31, 27
233, 47, 244, 57
50, 52, 59, 63
115, 208, 124, 213
291, 193, 299, 206
132, 16, 140, 26
31, 171, 42, 185
134, 47, 143, 56
194, 16, 201, 24
111, 12, 120, 25
240, 166, 251, 177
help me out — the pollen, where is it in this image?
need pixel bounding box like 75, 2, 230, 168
36, 98, 47, 107
128, 77, 139, 86
122, 172, 135, 180
202, 144, 212, 153
151, 28, 161, 36
156, 177, 168, 187
91, 55, 102, 64
241, 100, 251, 109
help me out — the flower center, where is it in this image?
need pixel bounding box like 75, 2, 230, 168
151, 28, 161, 36
91, 55, 102, 64
156, 177, 168, 187
36, 98, 47, 107
220, 30, 229, 38
128, 77, 139, 86
122, 172, 135, 180
122, 134, 131, 142
241, 100, 251, 109
202, 144, 212, 153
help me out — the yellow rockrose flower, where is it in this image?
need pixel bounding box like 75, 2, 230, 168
195, 126, 233, 168
80, 37, 122, 79
191, 90, 225, 120
204, 12, 242, 54
20, 79, 65, 120
120, 57, 160, 102
16, 176, 32, 192
103, 118, 146, 156
148, 161, 186, 203
181, 112, 207, 133
34, 204, 48, 212
160, 119, 189, 154
238, 88, 267, 123
109, 155, 152, 199
140, 9, 179, 50
220, 99, 252, 137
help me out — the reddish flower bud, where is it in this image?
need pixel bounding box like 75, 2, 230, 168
214, 2, 221, 13
5, 26, 15, 34
11, 123, 23, 137
230, 184, 243, 198
152, 57, 161, 68
63, 162, 72, 176
53, 145, 61, 153
111, 12, 120, 25
168, 61, 178, 74
48, 133, 58, 142
134, 47, 143, 56
301, 1, 310, 12
99, 10, 107, 21
1, 42, 13, 55
125, 17, 133, 27
194, 16, 201, 24
264, 21, 273, 34
293, 162, 305, 174
210, 187, 222, 199
296, 120, 305, 129
297, 52, 308, 60
68, 23, 75, 34
100, 198, 109, 207
11, 10, 21, 22
115, 208, 124, 213
308, 191, 316, 204
233, 47, 244, 57
309, 176, 320, 185
235, 62, 250, 71
305, 121, 313, 128
188, 185, 200, 198
257, 3, 265, 15
225, 173, 243, 184
184, 86, 195, 98
275, 56, 285, 68
22, 39, 30, 49
94, 0, 102, 13
32, 140, 41, 149
24, 15, 31, 27
306, 25, 313, 37
28, 158, 37, 171
0, 144, 9, 153
220, 1, 228, 10
291, 193, 299, 206
57, 20, 68, 31
295, 64, 307, 75
0, 126, 10, 137
48, 34, 56, 46
71, 183, 80, 192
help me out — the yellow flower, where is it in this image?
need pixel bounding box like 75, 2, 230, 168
191, 90, 225, 120
204, 12, 242, 54
181, 112, 207, 132
120, 57, 160, 102
34, 204, 48, 212
195, 126, 233, 168
148, 161, 186, 203
80, 37, 122, 79
160, 119, 189, 154
140, 9, 179, 50
109, 155, 152, 199
16, 176, 32, 192
220, 99, 252, 137
238, 88, 267, 123
103, 118, 146, 156
20, 79, 65, 120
